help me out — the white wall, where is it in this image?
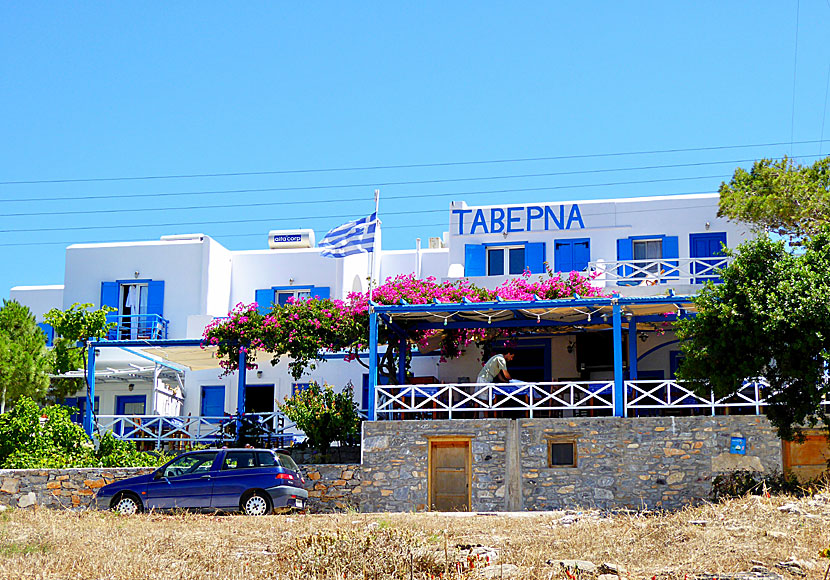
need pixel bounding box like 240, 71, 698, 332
63, 237, 216, 339
8, 285, 64, 321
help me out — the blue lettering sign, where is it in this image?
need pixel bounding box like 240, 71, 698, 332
506, 207, 522, 232
566, 205, 585, 229
454, 204, 585, 235
471, 209, 489, 234
545, 206, 564, 230
490, 208, 505, 233
526, 206, 543, 231
452, 208, 472, 235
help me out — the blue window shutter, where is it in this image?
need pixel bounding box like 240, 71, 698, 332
38, 323, 54, 346
616, 238, 633, 284
663, 236, 679, 278
310, 286, 330, 300
573, 239, 590, 271
100, 281, 118, 309
146, 280, 165, 317
200, 386, 225, 417
255, 289, 274, 314
464, 244, 486, 277
554, 240, 573, 273
524, 242, 546, 274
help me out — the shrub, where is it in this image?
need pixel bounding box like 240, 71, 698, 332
279, 382, 360, 455
710, 469, 817, 500
0, 397, 169, 469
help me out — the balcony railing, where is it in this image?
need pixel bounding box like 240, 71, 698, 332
374, 378, 829, 419
588, 257, 731, 286
96, 411, 297, 449
105, 313, 169, 340
375, 381, 615, 419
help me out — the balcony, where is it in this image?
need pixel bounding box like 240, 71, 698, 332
372, 379, 829, 419
105, 313, 169, 341
588, 257, 731, 287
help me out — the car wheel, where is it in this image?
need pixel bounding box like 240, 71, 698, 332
112, 494, 142, 515
242, 492, 271, 516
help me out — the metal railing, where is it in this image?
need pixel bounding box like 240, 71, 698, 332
104, 313, 170, 340
588, 257, 731, 286
624, 379, 768, 416
374, 381, 615, 419
96, 411, 298, 449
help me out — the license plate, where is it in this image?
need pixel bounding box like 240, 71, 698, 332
295, 499, 304, 508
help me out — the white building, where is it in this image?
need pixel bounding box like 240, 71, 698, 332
9, 193, 751, 441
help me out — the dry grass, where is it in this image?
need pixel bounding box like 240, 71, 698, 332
1, 494, 829, 580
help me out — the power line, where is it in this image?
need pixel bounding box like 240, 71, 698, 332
0, 174, 729, 219
0, 201, 720, 248
0, 139, 825, 187
5, 154, 827, 205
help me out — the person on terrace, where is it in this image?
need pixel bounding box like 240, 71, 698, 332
477, 348, 516, 384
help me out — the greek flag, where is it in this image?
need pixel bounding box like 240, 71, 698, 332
319, 212, 378, 258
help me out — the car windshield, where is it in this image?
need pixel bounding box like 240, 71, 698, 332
161, 452, 217, 478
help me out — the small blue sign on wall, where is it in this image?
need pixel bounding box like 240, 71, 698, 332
730, 436, 747, 455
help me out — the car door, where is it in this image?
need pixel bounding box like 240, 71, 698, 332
144, 451, 219, 510
210, 450, 262, 510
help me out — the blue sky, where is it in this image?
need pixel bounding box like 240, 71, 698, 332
2, 3, 829, 302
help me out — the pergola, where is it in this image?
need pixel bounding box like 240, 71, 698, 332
366, 293, 697, 420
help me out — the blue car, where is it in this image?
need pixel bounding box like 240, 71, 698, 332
95, 448, 308, 516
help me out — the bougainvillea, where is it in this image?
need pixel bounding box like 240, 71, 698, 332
203, 269, 606, 382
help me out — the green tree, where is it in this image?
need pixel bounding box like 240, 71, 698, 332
44, 303, 115, 401
675, 229, 830, 440
718, 155, 830, 238
278, 382, 360, 455
0, 300, 50, 413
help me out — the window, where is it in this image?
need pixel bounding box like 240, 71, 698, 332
547, 438, 577, 467
100, 280, 165, 339
277, 288, 312, 306
161, 452, 218, 478
632, 239, 663, 276
487, 246, 526, 276
222, 451, 257, 470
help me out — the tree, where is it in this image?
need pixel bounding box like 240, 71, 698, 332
718, 155, 830, 238
278, 382, 360, 455
0, 300, 50, 413
675, 229, 830, 440
44, 303, 115, 401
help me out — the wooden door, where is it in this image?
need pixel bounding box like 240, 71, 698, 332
429, 440, 470, 511
782, 431, 830, 482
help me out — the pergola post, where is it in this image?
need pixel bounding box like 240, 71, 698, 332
237, 347, 247, 413
83, 341, 96, 436
612, 301, 625, 417
397, 337, 407, 386
628, 318, 638, 381
368, 306, 378, 421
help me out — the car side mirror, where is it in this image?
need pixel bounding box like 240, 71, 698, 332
153, 470, 163, 480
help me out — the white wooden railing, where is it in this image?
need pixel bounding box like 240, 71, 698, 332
374, 381, 615, 419
624, 379, 769, 416
589, 257, 731, 285
96, 411, 297, 449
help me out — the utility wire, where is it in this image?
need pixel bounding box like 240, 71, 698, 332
0, 174, 728, 219
3, 154, 827, 205
0, 139, 825, 186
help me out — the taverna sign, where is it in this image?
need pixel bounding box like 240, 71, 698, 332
452, 204, 585, 235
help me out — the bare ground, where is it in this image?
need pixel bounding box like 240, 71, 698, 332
1, 493, 829, 580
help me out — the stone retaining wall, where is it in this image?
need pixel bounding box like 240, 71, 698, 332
0, 464, 361, 513
360, 416, 783, 512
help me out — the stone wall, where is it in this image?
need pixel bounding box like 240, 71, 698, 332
361, 419, 511, 512
0, 464, 361, 514
360, 415, 782, 512
0, 467, 154, 510
520, 415, 782, 510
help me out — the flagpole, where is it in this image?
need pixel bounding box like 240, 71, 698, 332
368, 189, 380, 296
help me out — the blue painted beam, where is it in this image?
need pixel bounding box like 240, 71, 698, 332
237, 347, 247, 414
373, 295, 697, 314
628, 319, 638, 381
612, 302, 624, 417
368, 308, 378, 421
83, 342, 96, 437
397, 337, 407, 385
